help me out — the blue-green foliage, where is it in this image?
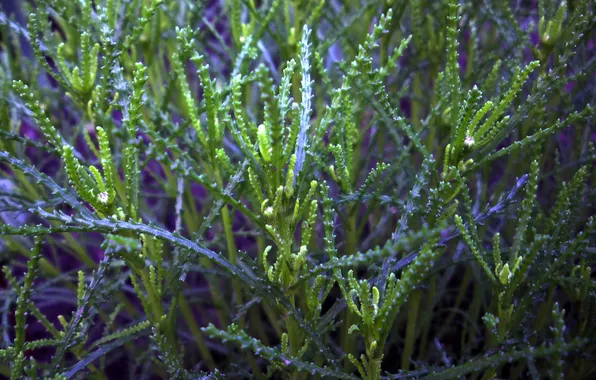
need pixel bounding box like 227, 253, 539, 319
0, 0, 594, 379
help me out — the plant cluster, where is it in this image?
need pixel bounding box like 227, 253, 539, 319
0, 0, 594, 379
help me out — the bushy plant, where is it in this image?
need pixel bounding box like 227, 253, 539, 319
0, 0, 594, 378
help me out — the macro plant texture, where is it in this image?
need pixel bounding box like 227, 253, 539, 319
0, 0, 595, 378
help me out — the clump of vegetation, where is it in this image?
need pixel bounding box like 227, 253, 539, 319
0, 0, 594, 378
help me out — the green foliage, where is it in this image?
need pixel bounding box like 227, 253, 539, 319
0, 0, 594, 379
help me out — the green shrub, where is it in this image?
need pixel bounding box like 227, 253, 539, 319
0, 0, 594, 378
